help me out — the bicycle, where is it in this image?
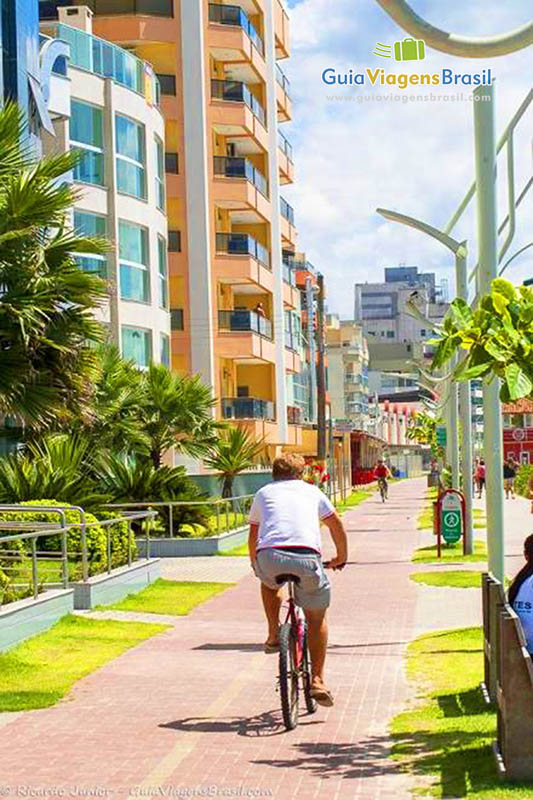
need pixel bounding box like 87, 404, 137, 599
378, 477, 388, 502
275, 572, 317, 730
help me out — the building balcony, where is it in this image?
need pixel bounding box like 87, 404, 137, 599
211, 79, 266, 126
221, 397, 275, 421
218, 309, 272, 340
213, 156, 270, 221
282, 257, 296, 286
280, 196, 296, 247
217, 311, 276, 363
276, 63, 291, 121
215, 233, 270, 269
278, 130, 294, 184
208, 3, 266, 81
274, 0, 290, 59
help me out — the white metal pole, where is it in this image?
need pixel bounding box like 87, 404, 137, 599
456, 248, 474, 554
449, 370, 460, 489
474, 83, 505, 581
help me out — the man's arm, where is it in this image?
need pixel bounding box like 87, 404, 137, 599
322, 512, 348, 569
249, 523, 259, 564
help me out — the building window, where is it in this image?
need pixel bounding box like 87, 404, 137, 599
165, 152, 179, 173
386, 330, 394, 338
155, 136, 165, 210
115, 114, 146, 199
156, 74, 176, 95
73, 210, 107, 276
122, 326, 152, 368
168, 231, 181, 252
119, 221, 150, 302
157, 235, 168, 309
420, 328, 427, 336
170, 309, 184, 330
71, 100, 104, 186
160, 333, 170, 367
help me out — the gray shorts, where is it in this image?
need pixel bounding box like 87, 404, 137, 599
254, 548, 331, 610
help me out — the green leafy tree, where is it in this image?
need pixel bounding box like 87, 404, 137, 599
204, 426, 265, 498
0, 104, 108, 425
140, 363, 217, 468
407, 412, 438, 448
431, 278, 533, 403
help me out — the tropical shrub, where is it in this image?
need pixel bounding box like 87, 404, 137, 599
203, 426, 265, 497
431, 279, 533, 403
0, 500, 136, 577
515, 465, 533, 498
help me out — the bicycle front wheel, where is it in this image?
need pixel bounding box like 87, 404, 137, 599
302, 627, 317, 715
279, 622, 299, 730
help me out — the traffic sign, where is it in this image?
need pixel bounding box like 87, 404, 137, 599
440, 491, 463, 544
436, 425, 447, 447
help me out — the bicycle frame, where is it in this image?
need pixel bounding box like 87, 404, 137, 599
283, 581, 305, 668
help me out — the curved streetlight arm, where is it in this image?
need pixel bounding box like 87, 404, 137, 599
499, 242, 533, 276
374, 0, 533, 57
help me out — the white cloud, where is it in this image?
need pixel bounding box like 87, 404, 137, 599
283, 0, 533, 316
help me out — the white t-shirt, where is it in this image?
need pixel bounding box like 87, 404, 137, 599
249, 480, 336, 553
513, 573, 533, 652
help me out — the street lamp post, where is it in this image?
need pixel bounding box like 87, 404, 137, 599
474, 83, 505, 581
375, 208, 474, 553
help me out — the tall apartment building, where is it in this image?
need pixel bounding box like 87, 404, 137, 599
39, 8, 171, 365
40, 0, 309, 452
325, 316, 370, 432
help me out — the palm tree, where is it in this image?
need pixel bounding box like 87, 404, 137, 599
0, 103, 107, 426
140, 363, 217, 468
204, 426, 265, 498
82, 344, 147, 454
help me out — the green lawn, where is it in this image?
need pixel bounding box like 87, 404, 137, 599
413, 539, 488, 564
411, 570, 482, 589
391, 626, 533, 797
217, 541, 249, 557
102, 578, 234, 615
335, 489, 373, 515
0, 615, 167, 712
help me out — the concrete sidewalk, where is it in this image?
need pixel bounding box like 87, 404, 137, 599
0, 478, 481, 799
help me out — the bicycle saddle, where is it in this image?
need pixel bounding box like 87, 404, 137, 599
275, 573, 301, 584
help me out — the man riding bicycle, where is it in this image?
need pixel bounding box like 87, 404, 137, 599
249, 454, 348, 707
374, 458, 391, 496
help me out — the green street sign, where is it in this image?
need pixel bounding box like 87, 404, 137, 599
436, 425, 447, 447
441, 493, 463, 544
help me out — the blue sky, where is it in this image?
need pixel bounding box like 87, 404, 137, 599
282, 0, 533, 316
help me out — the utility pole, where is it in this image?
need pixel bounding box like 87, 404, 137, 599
316, 272, 327, 462
306, 278, 317, 423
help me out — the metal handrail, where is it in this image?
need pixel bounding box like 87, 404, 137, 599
0, 506, 156, 603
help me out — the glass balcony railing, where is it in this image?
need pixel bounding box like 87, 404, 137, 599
276, 63, 291, 97
218, 309, 273, 340
278, 130, 293, 162
285, 330, 301, 352
48, 22, 160, 103
213, 156, 268, 198
221, 397, 275, 421
170, 309, 184, 331
40, 0, 173, 16
280, 196, 295, 226
282, 258, 296, 286
211, 79, 266, 127
208, 3, 264, 56
215, 232, 270, 269
345, 374, 363, 386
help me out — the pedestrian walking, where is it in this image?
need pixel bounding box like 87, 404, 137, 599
503, 457, 517, 499
475, 459, 486, 499
509, 534, 533, 654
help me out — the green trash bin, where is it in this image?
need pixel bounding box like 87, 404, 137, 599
394, 37, 425, 62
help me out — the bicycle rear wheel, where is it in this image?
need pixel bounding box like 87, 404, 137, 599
279, 622, 299, 730
302, 627, 317, 715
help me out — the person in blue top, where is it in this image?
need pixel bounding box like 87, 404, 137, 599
509, 534, 533, 653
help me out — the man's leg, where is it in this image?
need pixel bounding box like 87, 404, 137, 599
304, 608, 328, 687
261, 583, 282, 645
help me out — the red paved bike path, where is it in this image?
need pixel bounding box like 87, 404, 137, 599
0, 479, 427, 799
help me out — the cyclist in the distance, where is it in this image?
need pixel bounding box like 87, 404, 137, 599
249, 454, 348, 707
373, 458, 392, 498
